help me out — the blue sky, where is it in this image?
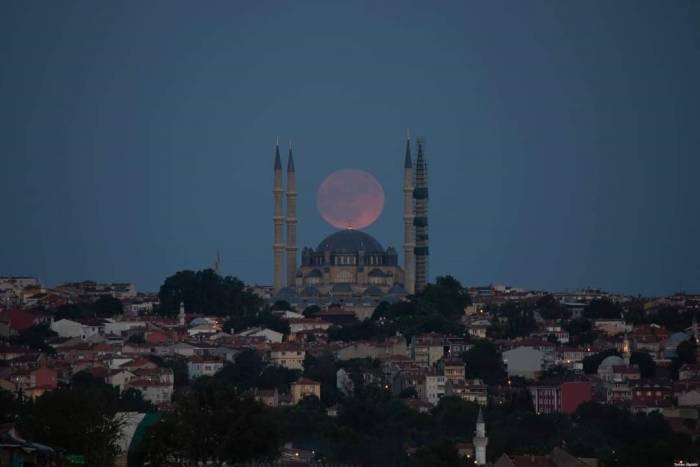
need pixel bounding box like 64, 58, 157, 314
1, 1, 699, 295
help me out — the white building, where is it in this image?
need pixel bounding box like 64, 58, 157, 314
420, 374, 446, 405
50, 318, 100, 340
187, 356, 224, 380
126, 379, 173, 405
236, 327, 283, 344
270, 343, 305, 370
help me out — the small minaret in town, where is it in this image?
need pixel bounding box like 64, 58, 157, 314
178, 301, 185, 326
285, 142, 298, 287
692, 314, 698, 343
473, 408, 488, 465
273, 140, 285, 291
403, 133, 415, 295
622, 331, 631, 366
413, 137, 429, 292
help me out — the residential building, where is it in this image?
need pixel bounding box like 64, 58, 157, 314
270, 343, 305, 370
187, 356, 224, 380
291, 377, 321, 404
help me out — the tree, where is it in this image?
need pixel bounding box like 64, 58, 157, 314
463, 341, 506, 385
271, 300, 293, 311
630, 351, 656, 378
412, 439, 462, 467
141, 382, 281, 464
127, 333, 145, 344
93, 295, 123, 316
158, 269, 263, 316
214, 349, 263, 390
583, 299, 623, 320
418, 275, 472, 321
18, 387, 125, 466
536, 294, 565, 320
303, 305, 321, 317
10, 324, 57, 353
671, 339, 697, 379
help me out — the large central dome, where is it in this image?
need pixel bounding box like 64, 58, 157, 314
316, 229, 384, 254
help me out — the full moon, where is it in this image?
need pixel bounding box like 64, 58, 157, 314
317, 169, 385, 230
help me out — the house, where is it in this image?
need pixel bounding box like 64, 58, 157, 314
235, 327, 283, 344
106, 369, 135, 391
254, 388, 279, 407
270, 343, 305, 370
0, 309, 37, 338
336, 336, 408, 360
419, 373, 446, 405
494, 447, 594, 467
446, 379, 488, 406
286, 318, 331, 334
125, 379, 173, 405
402, 398, 433, 413
291, 377, 321, 404
503, 346, 543, 379
439, 357, 465, 385
631, 379, 673, 406
411, 334, 447, 367
187, 356, 224, 380
50, 319, 99, 339
530, 381, 592, 414
467, 319, 491, 339
679, 364, 700, 381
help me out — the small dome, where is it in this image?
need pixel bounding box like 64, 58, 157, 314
388, 284, 407, 295
598, 355, 624, 372
667, 332, 690, 346
276, 287, 297, 299
317, 229, 384, 254
306, 269, 323, 278
364, 286, 383, 296
300, 286, 321, 297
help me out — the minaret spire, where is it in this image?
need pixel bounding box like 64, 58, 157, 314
413, 137, 429, 293
403, 134, 415, 294
286, 141, 298, 287
473, 408, 488, 465
273, 141, 285, 291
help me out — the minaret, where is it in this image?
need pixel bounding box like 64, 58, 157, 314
473, 408, 488, 465
286, 141, 298, 288
413, 137, 429, 292
403, 133, 415, 294
622, 331, 631, 366
273, 141, 285, 291
178, 301, 185, 326
213, 249, 222, 275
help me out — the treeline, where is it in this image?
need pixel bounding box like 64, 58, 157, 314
0, 372, 154, 466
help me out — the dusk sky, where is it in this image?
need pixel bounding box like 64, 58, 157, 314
1, 1, 699, 295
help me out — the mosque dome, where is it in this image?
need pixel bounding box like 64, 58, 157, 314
598, 355, 625, 372
316, 229, 384, 254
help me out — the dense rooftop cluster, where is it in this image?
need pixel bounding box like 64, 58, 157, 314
0, 274, 699, 466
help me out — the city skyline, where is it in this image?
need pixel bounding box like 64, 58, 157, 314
1, 1, 699, 295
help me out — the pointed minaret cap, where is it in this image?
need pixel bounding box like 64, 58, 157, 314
274, 139, 282, 170
287, 141, 295, 172
404, 132, 412, 169
477, 407, 484, 424
416, 137, 425, 167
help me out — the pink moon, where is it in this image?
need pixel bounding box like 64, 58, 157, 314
317, 169, 385, 230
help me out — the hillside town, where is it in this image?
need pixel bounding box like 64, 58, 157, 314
1, 273, 699, 466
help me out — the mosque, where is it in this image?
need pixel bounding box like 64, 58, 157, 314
272, 136, 429, 313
